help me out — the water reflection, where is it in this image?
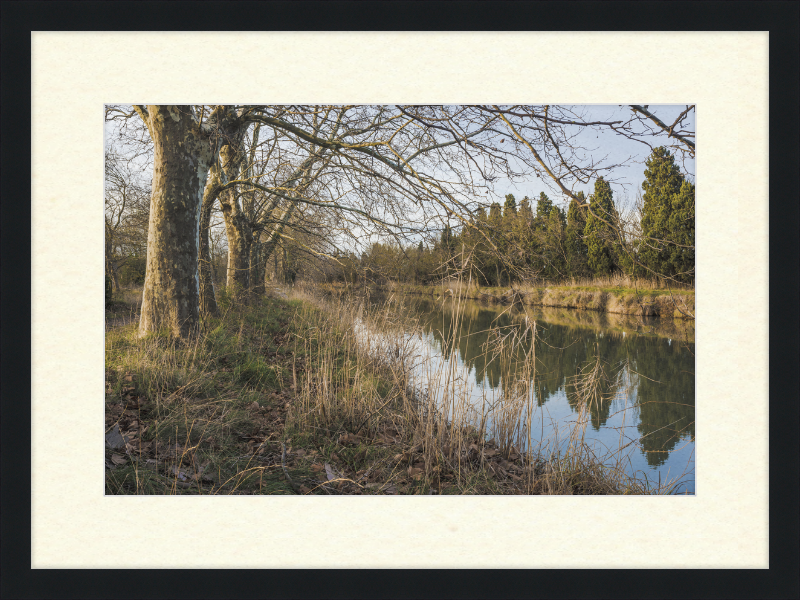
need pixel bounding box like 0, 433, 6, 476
385, 295, 696, 491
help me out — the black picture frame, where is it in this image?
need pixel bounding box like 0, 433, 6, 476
2, 2, 797, 598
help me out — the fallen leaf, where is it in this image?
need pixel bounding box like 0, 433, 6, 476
105, 424, 126, 450
407, 467, 424, 479
324, 463, 337, 482
111, 454, 127, 465
170, 466, 188, 481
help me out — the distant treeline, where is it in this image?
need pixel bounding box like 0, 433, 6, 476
332, 147, 694, 287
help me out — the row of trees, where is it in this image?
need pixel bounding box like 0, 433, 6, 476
105, 105, 696, 338
330, 146, 694, 287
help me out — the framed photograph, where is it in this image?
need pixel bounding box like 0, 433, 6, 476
5, 1, 797, 598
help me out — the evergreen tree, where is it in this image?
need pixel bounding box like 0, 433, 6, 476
639, 147, 695, 283
665, 179, 695, 281
464, 207, 492, 285
584, 178, 620, 276
535, 192, 554, 225
542, 205, 567, 279
487, 202, 504, 285
518, 196, 534, 224
515, 196, 535, 272
440, 223, 453, 252
503, 193, 517, 218
565, 191, 590, 277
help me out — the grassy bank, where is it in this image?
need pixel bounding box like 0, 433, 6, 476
105, 285, 680, 495
324, 276, 695, 319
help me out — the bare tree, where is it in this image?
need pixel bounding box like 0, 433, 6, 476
106, 104, 695, 338
129, 105, 247, 338
104, 147, 150, 292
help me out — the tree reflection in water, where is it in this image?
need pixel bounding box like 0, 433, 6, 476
400, 296, 695, 470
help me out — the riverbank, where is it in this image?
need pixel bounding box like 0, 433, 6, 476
323, 279, 695, 320
105, 286, 676, 495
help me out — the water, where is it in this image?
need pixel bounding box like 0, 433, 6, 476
365, 293, 695, 494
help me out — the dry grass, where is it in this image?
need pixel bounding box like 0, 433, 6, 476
104, 281, 687, 495
350, 276, 695, 319
289, 282, 685, 495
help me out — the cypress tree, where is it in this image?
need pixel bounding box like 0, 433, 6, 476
516, 196, 535, 271
503, 193, 517, 217
487, 202, 504, 285
536, 192, 554, 224
584, 178, 620, 276
518, 196, 534, 224
543, 205, 567, 279
565, 191, 589, 277
469, 206, 491, 285
639, 147, 694, 282
665, 179, 695, 281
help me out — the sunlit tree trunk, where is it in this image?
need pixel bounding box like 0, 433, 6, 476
134, 105, 230, 338
199, 164, 223, 317
218, 141, 254, 302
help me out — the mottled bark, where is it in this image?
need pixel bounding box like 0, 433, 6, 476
199, 165, 222, 317
218, 140, 253, 302
135, 105, 237, 338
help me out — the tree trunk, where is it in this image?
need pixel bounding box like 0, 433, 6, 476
136, 106, 219, 338
222, 211, 253, 299
218, 140, 254, 303
261, 200, 298, 269
105, 236, 122, 292
110, 262, 121, 292
249, 231, 266, 295
199, 165, 222, 317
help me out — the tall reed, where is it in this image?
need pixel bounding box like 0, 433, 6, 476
290, 278, 686, 494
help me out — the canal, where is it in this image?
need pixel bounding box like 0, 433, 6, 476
364, 293, 696, 494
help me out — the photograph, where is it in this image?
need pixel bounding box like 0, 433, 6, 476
104, 104, 696, 496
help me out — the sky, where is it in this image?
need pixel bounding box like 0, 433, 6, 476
485, 104, 695, 215
105, 104, 696, 251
